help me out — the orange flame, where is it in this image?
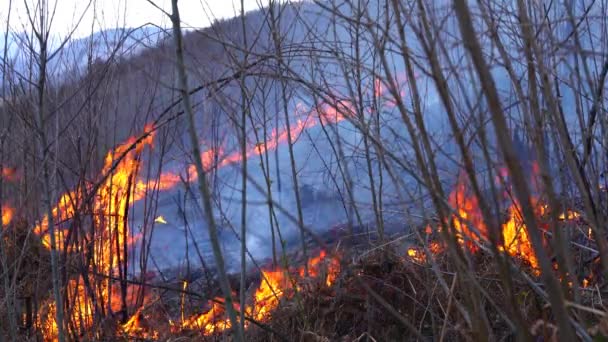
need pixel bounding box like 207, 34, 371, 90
500, 201, 539, 271
182, 300, 233, 334
34, 109, 348, 340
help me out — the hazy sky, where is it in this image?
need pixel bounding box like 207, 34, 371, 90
1, 0, 267, 38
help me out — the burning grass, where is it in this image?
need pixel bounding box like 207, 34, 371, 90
6, 197, 608, 341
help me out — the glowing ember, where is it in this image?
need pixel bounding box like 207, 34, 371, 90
407, 248, 426, 264
406, 242, 444, 264
154, 215, 168, 224
558, 210, 580, 220
1, 167, 17, 181
582, 278, 590, 288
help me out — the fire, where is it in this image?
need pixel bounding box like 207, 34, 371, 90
130, 100, 355, 197
34, 124, 155, 251
300, 249, 341, 287
422, 164, 592, 276
448, 175, 488, 249
30, 76, 387, 254
1, 205, 13, 225
181, 250, 340, 336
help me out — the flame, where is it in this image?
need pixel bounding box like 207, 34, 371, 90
448, 174, 488, 249
32, 76, 392, 250
181, 250, 339, 336
154, 215, 168, 224
300, 249, 341, 287
132, 100, 355, 196
1, 205, 13, 226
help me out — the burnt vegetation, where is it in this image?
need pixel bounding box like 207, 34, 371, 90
1, 0, 608, 341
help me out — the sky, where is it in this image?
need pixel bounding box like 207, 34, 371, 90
1, 0, 268, 39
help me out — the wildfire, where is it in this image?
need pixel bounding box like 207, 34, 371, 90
32, 110, 347, 340
500, 202, 539, 271
31, 76, 398, 341
182, 300, 233, 334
